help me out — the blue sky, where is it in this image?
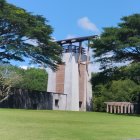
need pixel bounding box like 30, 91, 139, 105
7, 0, 140, 40
6, 0, 140, 71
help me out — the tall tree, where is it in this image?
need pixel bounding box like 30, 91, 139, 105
92, 14, 140, 69
0, 66, 22, 102
0, 0, 62, 70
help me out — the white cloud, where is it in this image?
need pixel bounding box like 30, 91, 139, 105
78, 17, 100, 33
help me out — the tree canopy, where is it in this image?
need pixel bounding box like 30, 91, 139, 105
92, 14, 140, 69
0, 65, 22, 102
92, 63, 140, 112
0, 64, 48, 102
18, 68, 48, 91
0, 64, 48, 91
0, 0, 62, 70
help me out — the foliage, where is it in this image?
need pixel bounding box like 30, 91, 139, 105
93, 79, 140, 112
0, 0, 62, 70
92, 63, 140, 112
91, 62, 140, 87
0, 66, 22, 102
92, 14, 140, 69
0, 65, 48, 91
91, 13, 140, 111
19, 68, 48, 91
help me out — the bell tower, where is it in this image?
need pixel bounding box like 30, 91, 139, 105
47, 35, 97, 111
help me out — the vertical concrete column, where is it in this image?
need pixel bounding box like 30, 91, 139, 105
114, 106, 116, 113
121, 105, 123, 114
47, 69, 56, 93
124, 105, 127, 114
110, 105, 113, 113
128, 104, 131, 114
86, 64, 93, 111
107, 104, 109, 113
70, 53, 79, 111
117, 106, 120, 113
64, 53, 72, 110
64, 53, 79, 111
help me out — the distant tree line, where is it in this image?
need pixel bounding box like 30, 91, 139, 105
0, 64, 48, 90
0, 64, 48, 103
91, 63, 140, 112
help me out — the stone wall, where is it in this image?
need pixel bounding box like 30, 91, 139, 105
0, 88, 53, 110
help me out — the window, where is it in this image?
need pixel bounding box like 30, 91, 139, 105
79, 101, 82, 108
55, 99, 59, 107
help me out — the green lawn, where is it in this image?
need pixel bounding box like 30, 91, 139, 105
0, 109, 140, 140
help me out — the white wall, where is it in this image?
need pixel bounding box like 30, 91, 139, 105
53, 94, 67, 110
47, 69, 56, 93
47, 48, 93, 111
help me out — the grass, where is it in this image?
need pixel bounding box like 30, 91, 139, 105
0, 109, 140, 140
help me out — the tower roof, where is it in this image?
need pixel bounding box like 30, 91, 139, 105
56, 35, 98, 45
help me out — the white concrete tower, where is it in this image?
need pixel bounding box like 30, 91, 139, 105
47, 35, 97, 111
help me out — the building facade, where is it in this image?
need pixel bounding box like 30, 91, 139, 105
47, 36, 95, 111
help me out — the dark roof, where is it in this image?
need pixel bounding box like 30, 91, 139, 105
56, 35, 98, 45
